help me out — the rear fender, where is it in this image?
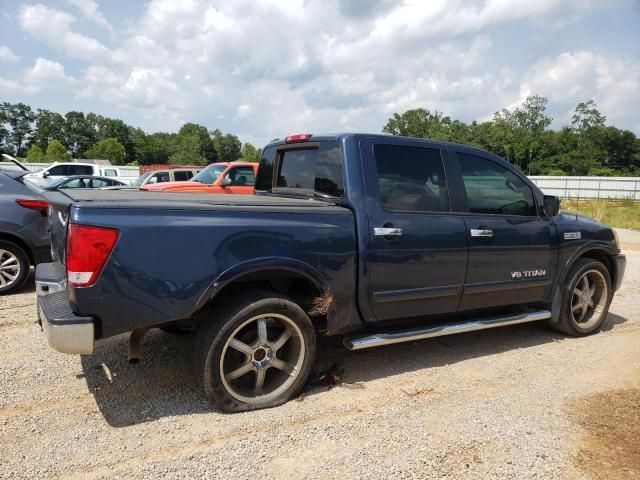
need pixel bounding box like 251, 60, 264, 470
195, 256, 331, 312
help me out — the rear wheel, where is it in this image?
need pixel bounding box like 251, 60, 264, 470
195, 291, 316, 412
0, 241, 30, 295
551, 258, 612, 336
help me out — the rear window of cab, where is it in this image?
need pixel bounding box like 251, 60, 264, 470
256, 143, 344, 197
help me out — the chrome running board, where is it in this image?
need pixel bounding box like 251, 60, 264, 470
344, 310, 551, 351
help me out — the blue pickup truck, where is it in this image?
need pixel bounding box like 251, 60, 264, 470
37, 133, 626, 412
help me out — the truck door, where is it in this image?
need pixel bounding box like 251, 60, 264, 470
451, 150, 556, 311
361, 137, 468, 322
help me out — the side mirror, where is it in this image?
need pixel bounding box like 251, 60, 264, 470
42, 171, 49, 178
543, 195, 560, 217
221, 177, 232, 186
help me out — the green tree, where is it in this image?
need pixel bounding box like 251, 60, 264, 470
33, 109, 66, 149
240, 143, 261, 162
212, 129, 242, 163
179, 123, 216, 163
26, 144, 45, 162
45, 140, 72, 161
93, 115, 137, 163
63, 111, 98, 157
1, 102, 35, 156
85, 137, 127, 165
169, 134, 205, 165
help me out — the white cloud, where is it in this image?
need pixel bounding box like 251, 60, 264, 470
24, 57, 75, 84
66, 0, 112, 31
19, 4, 111, 60
7, 0, 639, 141
521, 51, 640, 130
0, 46, 20, 63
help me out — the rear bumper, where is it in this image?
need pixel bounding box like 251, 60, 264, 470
612, 254, 626, 291
36, 263, 94, 355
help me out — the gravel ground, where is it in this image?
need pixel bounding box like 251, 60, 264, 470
1, 230, 639, 479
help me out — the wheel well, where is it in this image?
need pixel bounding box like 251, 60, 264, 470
578, 249, 614, 284
0, 232, 35, 265
198, 270, 327, 331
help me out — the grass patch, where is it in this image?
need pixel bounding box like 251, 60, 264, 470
562, 199, 640, 230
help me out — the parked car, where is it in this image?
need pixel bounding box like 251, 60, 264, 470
43, 175, 128, 191
0, 155, 50, 294
140, 162, 257, 194
132, 168, 202, 187
36, 133, 625, 412
25, 162, 131, 186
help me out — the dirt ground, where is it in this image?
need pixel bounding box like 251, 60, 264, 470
1, 230, 638, 479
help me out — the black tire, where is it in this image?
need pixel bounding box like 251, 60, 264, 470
551, 258, 613, 336
0, 240, 30, 295
195, 290, 316, 413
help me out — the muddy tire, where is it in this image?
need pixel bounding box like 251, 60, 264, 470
551, 258, 613, 336
0, 240, 30, 295
195, 291, 316, 413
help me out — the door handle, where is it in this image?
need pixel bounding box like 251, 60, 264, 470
374, 227, 403, 237
470, 229, 493, 238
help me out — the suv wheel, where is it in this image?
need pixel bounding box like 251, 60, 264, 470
552, 258, 613, 336
195, 291, 316, 412
0, 240, 30, 295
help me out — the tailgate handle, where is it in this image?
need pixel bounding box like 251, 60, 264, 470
470, 228, 493, 238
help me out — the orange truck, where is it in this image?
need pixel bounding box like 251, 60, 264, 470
141, 162, 258, 194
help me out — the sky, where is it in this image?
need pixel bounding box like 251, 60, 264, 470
1, 0, 639, 147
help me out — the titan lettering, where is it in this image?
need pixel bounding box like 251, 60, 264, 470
511, 270, 546, 279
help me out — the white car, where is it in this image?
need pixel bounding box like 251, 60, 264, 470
24, 162, 132, 186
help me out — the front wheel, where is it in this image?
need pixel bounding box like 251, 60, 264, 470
551, 258, 613, 336
195, 291, 316, 412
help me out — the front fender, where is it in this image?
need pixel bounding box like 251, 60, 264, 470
550, 242, 618, 323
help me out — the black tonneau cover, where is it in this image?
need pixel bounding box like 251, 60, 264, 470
43, 189, 343, 212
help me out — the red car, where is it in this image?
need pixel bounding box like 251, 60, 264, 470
141, 162, 258, 194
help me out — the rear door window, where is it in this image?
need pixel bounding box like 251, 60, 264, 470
173, 171, 190, 181
373, 144, 449, 212
275, 143, 344, 197
71, 165, 94, 175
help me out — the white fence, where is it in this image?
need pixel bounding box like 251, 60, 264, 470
0, 162, 140, 179
530, 176, 640, 200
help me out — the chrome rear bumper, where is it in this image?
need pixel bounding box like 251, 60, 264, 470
36, 263, 95, 355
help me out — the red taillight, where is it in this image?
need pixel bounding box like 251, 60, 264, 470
284, 133, 312, 143
66, 224, 119, 287
16, 199, 48, 216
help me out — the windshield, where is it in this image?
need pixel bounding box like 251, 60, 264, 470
132, 171, 152, 186
191, 164, 226, 184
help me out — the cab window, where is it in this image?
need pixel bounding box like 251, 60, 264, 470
149, 172, 170, 184
224, 166, 255, 186
373, 144, 449, 212
457, 153, 537, 216
47, 165, 69, 176
275, 143, 344, 197
103, 169, 117, 177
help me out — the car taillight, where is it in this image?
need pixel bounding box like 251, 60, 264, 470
16, 199, 48, 216
284, 133, 312, 143
66, 224, 119, 287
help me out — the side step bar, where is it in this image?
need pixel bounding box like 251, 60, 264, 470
344, 310, 551, 351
